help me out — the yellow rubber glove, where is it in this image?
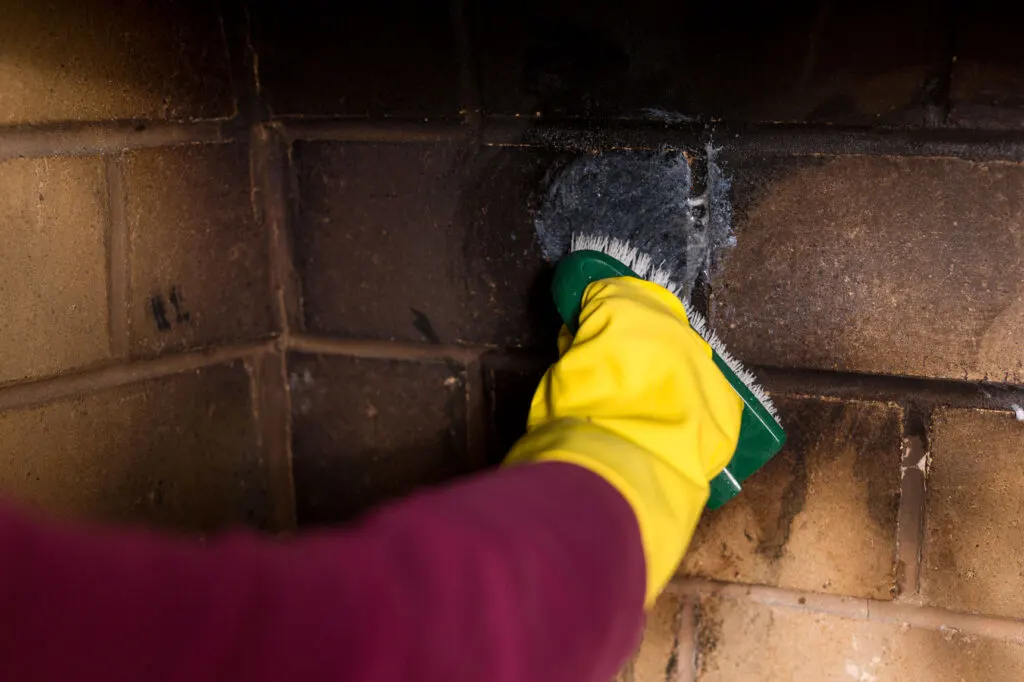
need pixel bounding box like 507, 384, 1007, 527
504, 276, 743, 606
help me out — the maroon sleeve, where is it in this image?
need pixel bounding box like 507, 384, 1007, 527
0, 461, 645, 682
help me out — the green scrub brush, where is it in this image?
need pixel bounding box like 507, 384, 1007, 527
551, 234, 786, 509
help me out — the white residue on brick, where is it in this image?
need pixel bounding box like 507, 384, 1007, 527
900, 437, 928, 478
639, 108, 697, 124
288, 369, 314, 392
288, 370, 316, 415
1011, 404, 1024, 421
844, 661, 879, 682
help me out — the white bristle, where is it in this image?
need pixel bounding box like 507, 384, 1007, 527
570, 232, 780, 424
681, 299, 780, 422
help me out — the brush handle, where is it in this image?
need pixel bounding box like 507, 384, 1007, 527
551, 250, 634, 333
551, 250, 786, 510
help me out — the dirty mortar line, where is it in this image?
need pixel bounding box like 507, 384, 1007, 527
450, 0, 482, 129
894, 407, 929, 599
671, 579, 1024, 644
0, 120, 237, 161
671, 580, 869, 620
796, 0, 830, 90
463, 357, 489, 470
103, 156, 130, 358
922, 0, 957, 128
481, 119, 703, 153
221, 0, 269, 126
718, 124, 1024, 163
241, 4, 262, 101
756, 365, 1024, 413
270, 348, 297, 529
289, 333, 490, 364
866, 600, 1024, 643
675, 595, 697, 682
282, 119, 472, 144
250, 125, 298, 336
245, 352, 297, 531
247, 122, 299, 531
277, 116, 1024, 163
0, 342, 275, 412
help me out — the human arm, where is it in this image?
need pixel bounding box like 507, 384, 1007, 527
0, 461, 644, 682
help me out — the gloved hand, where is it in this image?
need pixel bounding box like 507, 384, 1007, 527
504, 276, 743, 606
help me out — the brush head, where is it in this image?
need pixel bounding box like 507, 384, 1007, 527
562, 234, 778, 421
537, 149, 781, 508
535, 151, 706, 297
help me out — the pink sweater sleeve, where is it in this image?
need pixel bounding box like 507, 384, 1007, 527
0, 461, 646, 682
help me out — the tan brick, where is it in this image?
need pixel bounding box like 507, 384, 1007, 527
921, 408, 1024, 618
0, 0, 232, 124
624, 592, 687, 682
0, 362, 273, 531
696, 596, 1024, 681
124, 144, 274, 356
713, 156, 1024, 383
682, 397, 901, 600
0, 156, 110, 384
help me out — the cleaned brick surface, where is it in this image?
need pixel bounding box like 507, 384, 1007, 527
0, 156, 110, 384
289, 353, 470, 525
124, 144, 274, 356
0, 362, 272, 530
713, 155, 1024, 383
921, 408, 1024, 618
0, 0, 232, 125
682, 397, 901, 600
293, 142, 559, 347
472, 0, 937, 124
253, 0, 460, 117
696, 596, 1024, 681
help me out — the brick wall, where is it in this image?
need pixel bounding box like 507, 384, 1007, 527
1, 0, 1024, 679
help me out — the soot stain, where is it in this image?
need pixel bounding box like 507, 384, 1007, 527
410, 307, 441, 344
150, 284, 191, 332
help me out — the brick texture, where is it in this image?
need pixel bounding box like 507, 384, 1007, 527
0, 156, 110, 385
797, 0, 944, 126
253, 0, 461, 118
618, 592, 686, 682
696, 596, 1024, 681
483, 361, 550, 465
0, 0, 232, 125
292, 141, 560, 348
124, 144, 274, 356
472, 0, 813, 120
713, 155, 1024, 383
682, 397, 902, 600
949, 4, 1024, 128
289, 353, 471, 525
0, 362, 273, 531
472, 0, 939, 124
921, 408, 1024, 618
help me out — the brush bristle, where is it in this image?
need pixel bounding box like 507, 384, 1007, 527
571, 234, 685, 297
570, 232, 780, 423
